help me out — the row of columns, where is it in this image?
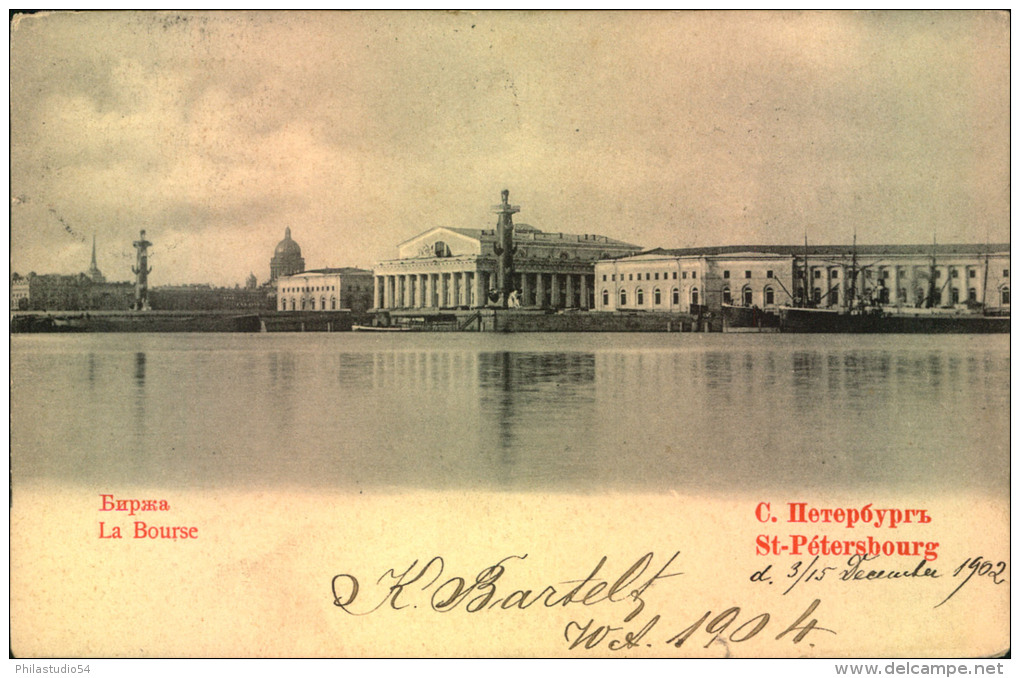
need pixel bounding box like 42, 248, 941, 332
373, 271, 594, 310
804, 264, 986, 307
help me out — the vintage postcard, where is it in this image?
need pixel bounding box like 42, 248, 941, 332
9, 11, 1010, 661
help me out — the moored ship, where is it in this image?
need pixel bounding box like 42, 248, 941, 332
778, 305, 1009, 333
778, 236, 1009, 334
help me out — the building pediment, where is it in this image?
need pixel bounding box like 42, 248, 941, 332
397, 227, 483, 260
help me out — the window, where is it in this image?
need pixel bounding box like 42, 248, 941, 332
766, 270, 774, 278
654, 288, 661, 305
672, 271, 677, 279
830, 270, 839, 279
813, 288, 822, 304
682, 271, 687, 279
722, 287, 731, 304
1004, 269, 1010, 278
331, 297, 337, 310
310, 298, 315, 310
321, 296, 326, 309
814, 270, 821, 279
611, 274, 616, 281
968, 288, 977, 303
636, 288, 644, 305
969, 270, 976, 278
743, 287, 753, 305
602, 275, 607, 281
602, 289, 609, 306
935, 270, 941, 279
619, 289, 627, 306
723, 270, 730, 279
831, 288, 839, 306
745, 270, 752, 279
898, 288, 907, 303
691, 288, 699, 306
654, 272, 659, 280
951, 269, 959, 278
951, 288, 959, 304
671, 288, 679, 305
765, 287, 774, 305
692, 271, 697, 279
629, 274, 633, 281
291, 299, 297, 311
637, 273, 642, 281
1001, 287, 1010, 304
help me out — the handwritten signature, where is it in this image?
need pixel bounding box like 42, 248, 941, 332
331, 551, 681, 621
330, 552, 836, 652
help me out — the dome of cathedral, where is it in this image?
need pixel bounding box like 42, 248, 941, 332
275, 227, 302, 257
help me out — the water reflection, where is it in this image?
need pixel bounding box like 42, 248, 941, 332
8, 334, 1010, 493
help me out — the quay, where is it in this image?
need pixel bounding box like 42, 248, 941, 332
10, 308, 709, 333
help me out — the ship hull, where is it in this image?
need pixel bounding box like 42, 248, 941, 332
778, 307, 1009, 333
721, 304, 780, 332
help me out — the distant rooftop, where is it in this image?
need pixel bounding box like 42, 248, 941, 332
294, 267, 373, 275
639, 243, 1010, 258
405, 224, 639, 249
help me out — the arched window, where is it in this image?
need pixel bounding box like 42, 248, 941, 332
331, 297, 337, 310
830, 288, 839, 306
602, 289, 609, 307
764, 287, 774, 305
310, 298, 315, 310
743, 286, 753, 306
671, 288, 679, 305
1001, 286, 1010, 305
691, 288, 699, 306
301, 298, 306, 310
653, 288, 661, 305
967, 288, 977, 303
813, 288, 822, 305
951, 288, 959, 305
321, 296, 326, 310
722, 287, 731, 305
636, 288, 644, 305
619, 289, 627, 306
290, 299, 296, 311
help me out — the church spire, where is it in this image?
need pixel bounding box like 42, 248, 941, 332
87, 234, 106, 283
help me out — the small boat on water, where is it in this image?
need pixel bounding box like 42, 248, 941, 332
351, 324, 416, 332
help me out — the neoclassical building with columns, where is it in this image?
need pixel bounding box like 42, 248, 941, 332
372, 194, 642, 311
594, 243, 1011, 315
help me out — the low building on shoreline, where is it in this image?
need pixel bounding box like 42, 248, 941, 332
275, 268, 374, 313
594, 244, 1011, 316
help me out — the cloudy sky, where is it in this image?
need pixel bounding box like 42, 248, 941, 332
10, 11, 1009, 286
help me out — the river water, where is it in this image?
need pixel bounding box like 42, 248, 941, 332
10, 332, 1009, 494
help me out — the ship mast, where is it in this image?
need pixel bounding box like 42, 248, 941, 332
847, 229, 859, 311
802, 231, 809, 306
925, 233, 938, 308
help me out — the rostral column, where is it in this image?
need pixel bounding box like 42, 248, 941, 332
491, 189, 520, 308
132, 229, 153, 311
